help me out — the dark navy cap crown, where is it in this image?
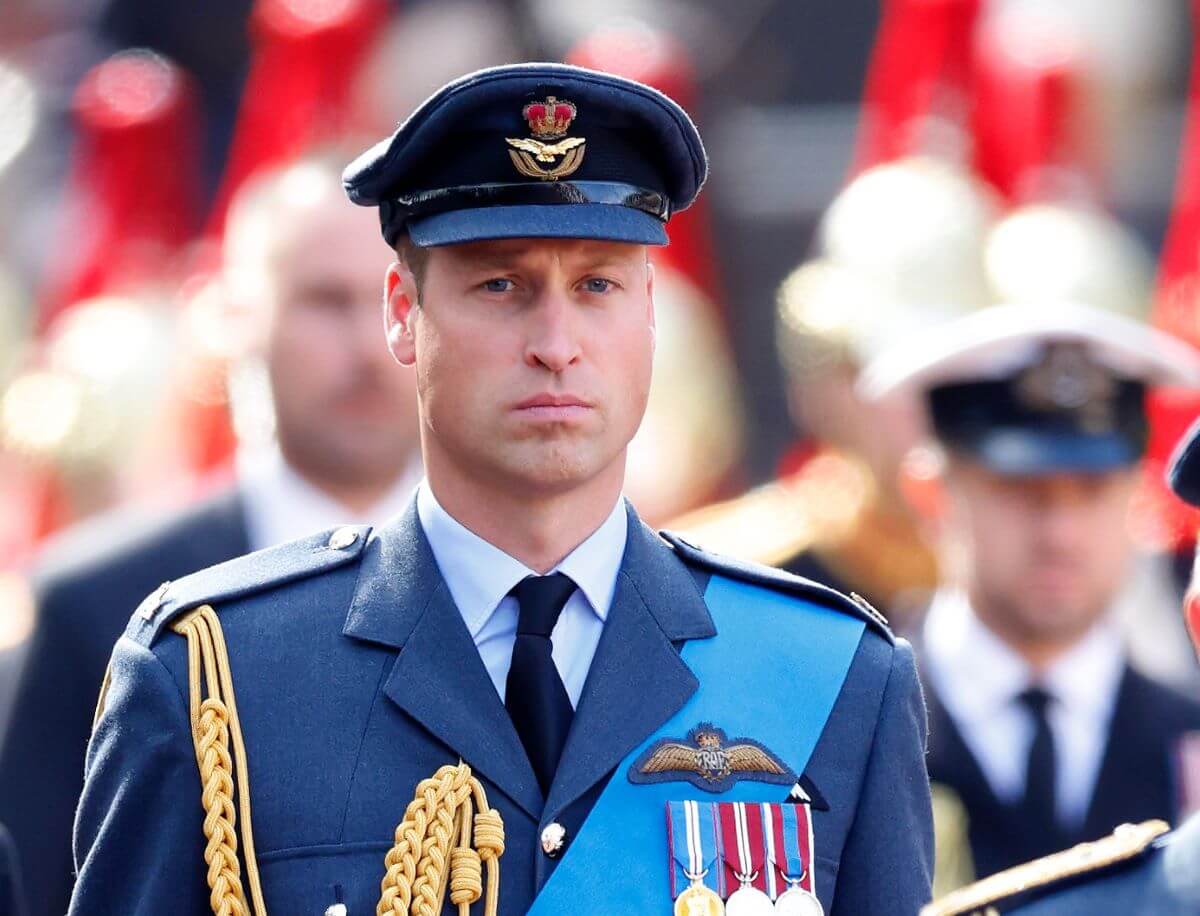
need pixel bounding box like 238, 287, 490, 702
343, 62, 707, 247
862, 302, 1200, 477
928, 343, 1149, 475
1168, 418, 1200, 506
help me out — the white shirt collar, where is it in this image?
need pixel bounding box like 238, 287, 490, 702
238, 445, 422, 551
923, 588, 1125, 720
415, 480, 627, 638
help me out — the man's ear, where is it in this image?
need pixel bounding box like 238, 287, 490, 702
385, 261, 418, 366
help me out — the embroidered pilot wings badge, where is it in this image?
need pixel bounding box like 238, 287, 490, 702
629, 723, 795, 793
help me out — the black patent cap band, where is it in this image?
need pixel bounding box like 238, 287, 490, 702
379, 180, 670, 245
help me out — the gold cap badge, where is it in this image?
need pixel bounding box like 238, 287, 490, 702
506, 96, 586, 180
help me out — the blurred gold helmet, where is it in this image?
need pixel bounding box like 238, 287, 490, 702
984, 203, 1154, 319
818, 157, 1000, 321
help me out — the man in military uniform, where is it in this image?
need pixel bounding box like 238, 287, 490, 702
69, 64, 933, 915
921, 416, 1200, 915
863, 303, 1200, 886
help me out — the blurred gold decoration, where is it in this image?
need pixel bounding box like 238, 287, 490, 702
1, 370, 87, 459
1, 297, 175, 471
819, 157, 1000, 322
668, 449, 939, 608
669, 450, 873, 567
985, 204, 1154, 319
931, 782, 976, 897
625, 265, 743, 525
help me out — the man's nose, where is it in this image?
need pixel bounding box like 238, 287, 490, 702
524, 292, 581, 373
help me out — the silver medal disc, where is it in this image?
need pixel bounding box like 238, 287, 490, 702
725, 886, 775, 916
774, 886, 824, 916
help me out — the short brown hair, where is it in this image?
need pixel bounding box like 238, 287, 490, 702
393, 233, 430, 298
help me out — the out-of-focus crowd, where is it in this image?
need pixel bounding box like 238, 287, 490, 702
3, 0, 1200, 914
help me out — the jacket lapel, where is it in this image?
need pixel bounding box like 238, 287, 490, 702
543, 504, 716, 822
342, 503, 543, 820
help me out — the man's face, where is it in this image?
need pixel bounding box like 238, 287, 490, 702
386, 238, 655, 497
942, 458, 1138, 648
260, 195, 418, 491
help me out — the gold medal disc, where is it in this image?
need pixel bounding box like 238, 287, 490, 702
674, 882, 726, 916
773, 886, 824, 916
725, 886, 775, 916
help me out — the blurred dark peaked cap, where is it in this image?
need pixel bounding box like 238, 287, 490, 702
862, 302, 1200, 476
343, 62, 707, 248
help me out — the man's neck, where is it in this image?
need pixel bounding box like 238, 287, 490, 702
425, 462, 625, 574
967, 589, 1087, 674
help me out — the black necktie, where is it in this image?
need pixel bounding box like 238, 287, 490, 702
505, 573, 576, 796
1017, 685, 1063, 855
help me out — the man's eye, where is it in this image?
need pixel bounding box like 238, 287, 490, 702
582, 278, 615, 294
482, 278, 514, 293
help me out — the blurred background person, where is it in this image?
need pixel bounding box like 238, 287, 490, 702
0, 154, 420, 916
668, 156, 997, 622
864, 302, 1200, 891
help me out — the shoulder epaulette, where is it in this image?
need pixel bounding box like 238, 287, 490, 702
920, 820, 1170, 916
129, 524, 371, 646
659, 529, 894, 643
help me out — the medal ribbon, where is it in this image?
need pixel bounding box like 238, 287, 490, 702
718, 801, 769, 895
772, 802, 817, 895
667, 800, 724, 898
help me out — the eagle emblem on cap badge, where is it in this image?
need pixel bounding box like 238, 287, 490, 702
506, 96, 586, 180
628, 723, 794, 793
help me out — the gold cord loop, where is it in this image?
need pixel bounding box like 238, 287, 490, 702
377, 762, 504, 916
172, 606, 267, 916
170, 607, 504, 915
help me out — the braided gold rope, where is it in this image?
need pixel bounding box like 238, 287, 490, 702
173, 606, 267, 916
377, 763, 505, 916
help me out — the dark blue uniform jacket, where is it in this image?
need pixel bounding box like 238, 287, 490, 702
71, 502, 933, 915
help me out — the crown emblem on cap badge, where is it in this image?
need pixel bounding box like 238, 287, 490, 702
505, 96, 586, 180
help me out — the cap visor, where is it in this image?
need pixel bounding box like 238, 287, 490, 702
954, 430, 1141, 476
408, 203, 668, 247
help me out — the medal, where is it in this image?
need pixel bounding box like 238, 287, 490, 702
675, 877, 726, 916
774, 884, 824, 916
668, 801, 727, 914
726, 873, 774, 916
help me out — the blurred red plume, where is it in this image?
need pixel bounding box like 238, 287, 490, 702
205, 0, 389, 238
852, 0, 984, 173
39, 50, 201, 331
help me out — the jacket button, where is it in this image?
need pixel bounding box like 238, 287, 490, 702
540, 822, 567, 857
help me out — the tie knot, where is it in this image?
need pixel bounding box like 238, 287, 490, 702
1017, 686, 1054, 718
511, 572, 576, 637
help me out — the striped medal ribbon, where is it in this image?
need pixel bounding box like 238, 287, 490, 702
771, 803, 823, 916
668, 801, 725, 916
719, 803, 774, 916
